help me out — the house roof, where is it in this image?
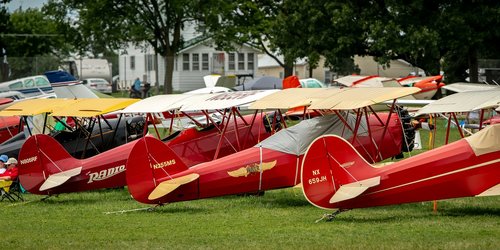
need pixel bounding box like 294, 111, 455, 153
258, 54, 307, 68
178, 36, 261, 54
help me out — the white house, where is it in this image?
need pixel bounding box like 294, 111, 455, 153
119, 35, 260, 92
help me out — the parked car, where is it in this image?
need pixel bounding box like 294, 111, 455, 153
82, 78, 112, 94
299, 78, 326, 88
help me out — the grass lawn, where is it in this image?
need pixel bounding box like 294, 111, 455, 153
1, 189, 499, 249
2, 112, 498, 249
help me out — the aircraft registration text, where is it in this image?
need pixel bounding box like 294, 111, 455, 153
308, 169, 327, 185
20, 156, 38, 165
152, 159, 176, 169
88, 165, 125, 183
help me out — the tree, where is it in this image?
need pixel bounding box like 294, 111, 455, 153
283, 0, 500, 82
45, 0, 205, 94
204, 0, 375, 77
436, 1, 500, 82
273, 0, 368, 75
0, 1, 12, 81
201, 0, 299, 78
0, 6, 69, 79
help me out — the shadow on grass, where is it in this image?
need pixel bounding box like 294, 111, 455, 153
320, 205, 500, 224
26, 192, 132, 206
149, 206, 210, 214
262, 196, 311, 208
210, 193, 311, 208
440, 207, 500, 217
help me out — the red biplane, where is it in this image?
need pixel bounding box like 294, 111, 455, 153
125, 87, 421, 205
335, 75, 445, 100
17, 90, 278, 195
301, 125, 500, 220
301, 89, 500, 220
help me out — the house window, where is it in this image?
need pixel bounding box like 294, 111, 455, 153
146, 54, 154, 71
183, 53, 190, 71
279, 72, 284, 79
202, 53, 209, 70
192, 54, 200, 71
130, 56, 135, 70
228, 53, 235, 70
238, 53, 245, 70
247, 53, 254, 71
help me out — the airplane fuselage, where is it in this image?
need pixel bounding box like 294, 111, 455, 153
19, 113, 272, 195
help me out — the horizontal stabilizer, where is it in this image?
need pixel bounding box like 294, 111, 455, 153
476, 184, 500, 197
39, 167, 83, 191
148, 173, 200, 200
329, 176, 381, 204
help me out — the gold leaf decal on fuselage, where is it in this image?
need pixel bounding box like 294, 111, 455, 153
227, 160, 277, 178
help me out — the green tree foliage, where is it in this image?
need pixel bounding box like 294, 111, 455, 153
39, 0, 500, 86
278, 0, 500, 82
0, 1, 12, 81
437, 1, 500, 82
272, 0, 367, 75
0, 4, 69, 79
45, 0, 203, 94
201, 0, 299, 77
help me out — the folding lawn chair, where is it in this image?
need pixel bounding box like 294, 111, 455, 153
0, 177, 24, 202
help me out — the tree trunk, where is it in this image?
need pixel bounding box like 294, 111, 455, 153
284, 57, 294, 78
154, 53, 159, 95
468, 47, 479, 83
163, 52, 175, 94
0, 62, 8, 82
0, 48, 8, 82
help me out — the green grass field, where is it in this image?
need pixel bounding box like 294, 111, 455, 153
2, 117, 499, 249
2, 189, 499, 249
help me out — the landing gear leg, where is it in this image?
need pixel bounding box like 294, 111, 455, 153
147, 203, 167, 212
40, 195, 56, 201
315, 209, 350, 223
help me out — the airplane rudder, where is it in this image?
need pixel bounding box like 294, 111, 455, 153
18, 134, 75, 193
126, 136, 188, 203
301, 135, 371, 209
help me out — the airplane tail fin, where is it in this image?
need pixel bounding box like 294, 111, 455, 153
301, 135, 380, 209
126, 136, 189, 204
283, 75, 301, 89
18, 134, 81, 194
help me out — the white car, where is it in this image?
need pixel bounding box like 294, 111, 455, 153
299, 78, 326, 88
82, 78, 112, 94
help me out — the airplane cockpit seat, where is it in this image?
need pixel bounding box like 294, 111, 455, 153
263, 112, 282, 133
162, 130, 181, 142
198, 123, 216, 132
51, 130, 80, 143
126, 116, 146, 141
